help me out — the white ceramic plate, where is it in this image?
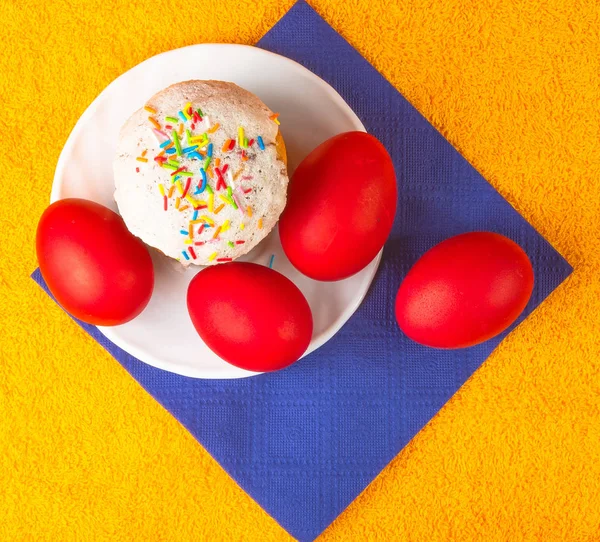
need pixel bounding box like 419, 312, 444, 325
52, 44, 381, 379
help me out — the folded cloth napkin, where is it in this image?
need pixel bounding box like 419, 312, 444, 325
32, 2, 572, 540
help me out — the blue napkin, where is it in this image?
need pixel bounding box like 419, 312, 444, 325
32, 2, 572, 540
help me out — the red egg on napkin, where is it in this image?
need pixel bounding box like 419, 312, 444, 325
395, 232, 534, 348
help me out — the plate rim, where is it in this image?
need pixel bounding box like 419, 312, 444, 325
51, 43, 382, 379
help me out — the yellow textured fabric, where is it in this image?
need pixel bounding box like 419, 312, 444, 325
1, 0, 599, 540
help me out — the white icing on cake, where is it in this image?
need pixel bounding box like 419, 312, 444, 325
113, 80, 288, 266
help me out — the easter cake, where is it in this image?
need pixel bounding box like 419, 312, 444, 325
114, 80, 287, 265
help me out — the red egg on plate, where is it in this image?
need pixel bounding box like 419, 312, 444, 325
395, 232, 534, 348
36, 198, 154, 326
279, 131, 397, 281
187, 262, 313, 372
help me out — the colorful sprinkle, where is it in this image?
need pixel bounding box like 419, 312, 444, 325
222, 140, 232, 153
257, 136, 265, 150
246, 206, 253, 217
144, 105, 157, 114
192, 137, 209, 148
182, 251, 190, 261
216, 168, 227, 191
208, 193, 214, 213
228, 139, 236, 151
136, 167, 140, 173
175, 197, 181, 209
172, 130, 182, 156
182, 145, 198, 154
171, 166, 185, 177
189, 247, 197, 259
228, 241, 235, 248
207, 143, 213, 158
232, 192, 244, 212
180, 230, 189, 235
200, 215, 215, 226
183, 103, 192, 119
179, 205, 189, 212
186, 129, 193, 145
158, 184, 166, 197
165, 116, 179, 123
162, 163, 178, 171
195, 241, 205, 246
160, 139, 172, 148
240, 223, 245, 230
235, 240, 245, 245
192, 210, 199, 221
136, 157, 148, 162
194, 169, 206, 193
208, 252, 218, 262
148, 117, 161, 130
241, 151, 248, 161
216, 258, 232, 262
178, 111, 187, 123
208, 123, 220, 134
221, 220, 231, 232
212, 226, 222, 239
214, 204, 225, 214
258, 218, 263, 229
178, 123, 184, 135
152, 128, 169, 140
269, 113, 280, 124
163, 196, 167, 211
188, 151, 203, 160
181, 178, 191, 198
268, 254, 275, 268
204, 157, 211, 171
165, 148, 176, 155
238, 126, 245, 148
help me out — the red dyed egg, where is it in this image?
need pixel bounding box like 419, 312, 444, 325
187, 262, 313, 372
279, 131, 397, 281
36, 198, 154, 325
395, 232, 534, 348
